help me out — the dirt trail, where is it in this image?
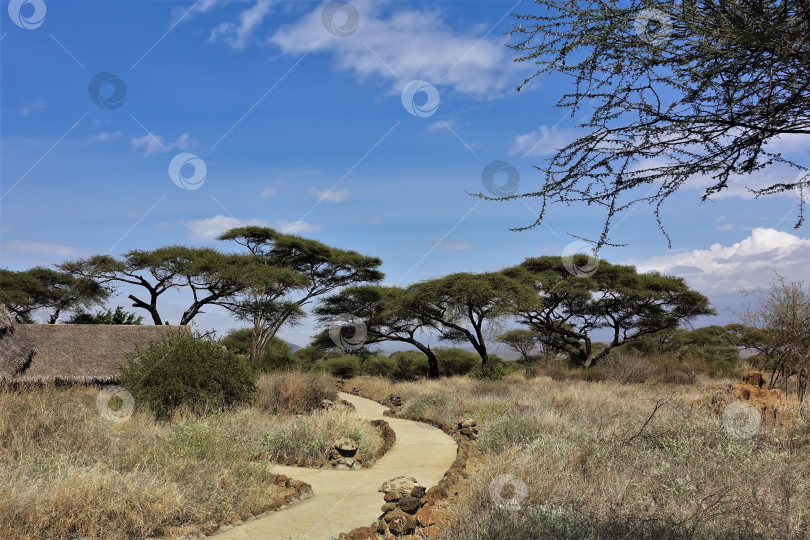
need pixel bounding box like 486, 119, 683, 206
212, 392, 457, 540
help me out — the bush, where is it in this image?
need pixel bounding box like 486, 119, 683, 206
321, 355, 361, 378
120, 330, 257, 420
436, 348, 479, 376
469, 360, 519, 381
219, 328, 294, 372
389, 350, 429, 380
255, 372, 337, 415
361, 355, 399, 378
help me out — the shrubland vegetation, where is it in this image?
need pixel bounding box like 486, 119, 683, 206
345, 374, 810, 540
0, 370, 388, 540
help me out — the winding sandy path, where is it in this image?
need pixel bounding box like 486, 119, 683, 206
213, 392, 457, 540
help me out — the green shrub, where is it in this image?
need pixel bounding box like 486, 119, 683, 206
321, 355, 361, 378
436, 348, 479, 376
361, 356, 399, 378
120, 330, 257, 420
469, 360, 519, 381
219, 328, 294, 372
389, 350, 429, 380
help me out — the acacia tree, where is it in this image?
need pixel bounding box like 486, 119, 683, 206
217, 227, 383, 364
490, 0, 810, 246
60, 246, 242, 325
314, 284, 441, 378
405, 272, 537, 365
0, 267, 109, 323
504, 256, 714, 367
738, 273, 810, 402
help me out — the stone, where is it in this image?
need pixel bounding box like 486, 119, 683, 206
458, 418, 476, 428
334, 437, 359, 457
381, 502, 397, 512
320, 399, 334, 409
416, 505, 435, 527
397, 496, 421, 514
384, 491, 401, 502
410, 486, 426, 498
386, 509, 417, 535
379, 476, 420, 499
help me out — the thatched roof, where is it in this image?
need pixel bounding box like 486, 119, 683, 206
10, 324, 188, 384
0, 304, 37, 379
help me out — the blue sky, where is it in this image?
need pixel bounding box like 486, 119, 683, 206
2, 0, 809, 348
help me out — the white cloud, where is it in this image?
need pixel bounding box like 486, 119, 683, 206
275, 220, 321, 234
684, 165, 808, 201
185, 215, 268, 241
21, 99, 46, 117
440, 240, 474, 252
269, 0, 524, 98
210, 0, 272, 49
509, 125, 577, 157
171, 0, 232, 25
626, 228, 810, 294
260, 187, 277, 198
88, 131, 122, 143
6, 240, 79, 257
310, 187, 350, 203
131, 132, 196, 156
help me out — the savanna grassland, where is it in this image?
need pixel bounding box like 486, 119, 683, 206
345, 367, 810, 540
0, 372, 382, 540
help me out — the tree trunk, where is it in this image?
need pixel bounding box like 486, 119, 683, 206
48, 308, 61, 324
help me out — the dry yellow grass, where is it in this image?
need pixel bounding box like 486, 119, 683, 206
0, 373, 384, 539
0, 384, 288, 539
345, 374, 810, 538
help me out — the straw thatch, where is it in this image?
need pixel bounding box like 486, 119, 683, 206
10, 324, 188, 384
0, 304, 38, 379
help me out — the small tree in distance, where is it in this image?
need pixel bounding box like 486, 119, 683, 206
738, 273, 810, 403
497, 329, 540, 363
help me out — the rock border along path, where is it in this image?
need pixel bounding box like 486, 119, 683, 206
212, 392, 458, 540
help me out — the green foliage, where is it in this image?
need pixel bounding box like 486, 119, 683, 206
505, 257, 715, 368
0, 266, 109, 323
468, 360, 519, 381
388, 350, 430, 380
120, 330, 257, 420
321, 355, 361, 378
220, 328, 294, 373
436, 347, 481, 376
67, 306, 143, 325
